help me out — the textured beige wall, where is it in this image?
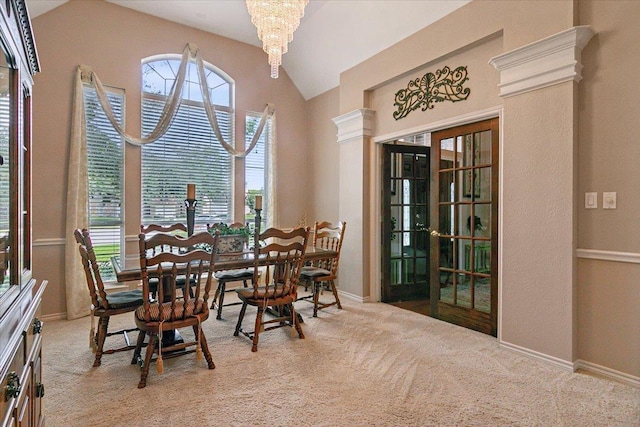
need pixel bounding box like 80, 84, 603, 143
575, 0, 640, 377
335, 0, 578, 362
338, 0, 571, 115
305, 87, 340, 224
578, 1, 640, 253
577, 259, 640, 376
30, 0, 308, 317
307, 0, 638, 378
369, 34, 503, 137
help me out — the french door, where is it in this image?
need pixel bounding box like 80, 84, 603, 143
429, 118, 499, 336
381, 144, 430, 302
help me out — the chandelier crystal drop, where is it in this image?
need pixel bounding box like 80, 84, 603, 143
246, 0, 309, 78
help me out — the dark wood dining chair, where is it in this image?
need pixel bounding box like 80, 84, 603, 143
298, 221, 346, 317
74, 228, 144, 367
140, 223, 190, 298
234, 226, 310, 352
132, 230, 219, 388
207, 222, 254, 320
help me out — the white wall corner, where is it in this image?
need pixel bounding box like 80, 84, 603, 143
488, 26, 595, 98
332, 109, 375, 143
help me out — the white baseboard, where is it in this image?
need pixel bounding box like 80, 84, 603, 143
500, 340, 640, 388
499, 340, 575, 371
575, 359, 640, 388
41, 312, 67, 322
338, 289, 370, 303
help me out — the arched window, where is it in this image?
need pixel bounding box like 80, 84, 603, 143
140, 56, 234, 225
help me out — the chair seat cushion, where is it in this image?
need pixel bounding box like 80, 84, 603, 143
236, 285, 293, 302
100, 289, 144, 310
300, 266, 332, 278
147, 275, 195, 292
135, 298, 206, 322
215, 268, 253, 281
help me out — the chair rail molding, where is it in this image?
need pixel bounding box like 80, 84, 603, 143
489, 26, 595, 97
576, 248, 640, 264
332, 108, 375, 143
33, 238, 66, 246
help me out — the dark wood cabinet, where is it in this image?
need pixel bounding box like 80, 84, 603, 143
0, 1, 46, 426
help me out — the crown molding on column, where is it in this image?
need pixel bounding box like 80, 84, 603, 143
332, 109, 375, 143
489, 26, 595, 98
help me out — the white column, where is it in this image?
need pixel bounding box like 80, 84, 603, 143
489, 26, 594, 366
332, 109, 375, 302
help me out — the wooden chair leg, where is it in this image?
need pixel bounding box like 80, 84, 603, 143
291, 304, 304, 339
216, 281, 227, 320
211, 282, 222, 309
191, 324, 215, 369
93, 316, 109, 367
329, 279, 342, 309
131, 330, 146, 365
138, 334, 156, 389
252, 306, 264, 352
313, 282, 321, 317
234, 302, 248, 336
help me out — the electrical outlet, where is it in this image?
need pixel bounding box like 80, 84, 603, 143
603, 192, 616, 209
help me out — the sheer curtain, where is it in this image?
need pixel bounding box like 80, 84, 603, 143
65, 43, 276, 319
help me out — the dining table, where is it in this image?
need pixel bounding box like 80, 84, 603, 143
111, 245, 337, 283
111, 245, 337, 348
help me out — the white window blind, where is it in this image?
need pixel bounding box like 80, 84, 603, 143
141, 58, 233, 226
244, 112, 271, 228
0, 67, 9, 236
83, 85, 125, 282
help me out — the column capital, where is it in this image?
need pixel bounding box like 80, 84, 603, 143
489, 26, 595, 97
332, 109, 375, 143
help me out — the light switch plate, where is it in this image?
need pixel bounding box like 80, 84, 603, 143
603, 192, 616, 209
585, 192, 597, 209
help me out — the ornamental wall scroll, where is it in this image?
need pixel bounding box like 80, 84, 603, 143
393, 65, 470, 120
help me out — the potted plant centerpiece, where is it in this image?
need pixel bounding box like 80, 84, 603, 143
207, 222, 251, 254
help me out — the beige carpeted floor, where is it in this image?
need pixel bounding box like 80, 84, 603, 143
43, 294, 639, 427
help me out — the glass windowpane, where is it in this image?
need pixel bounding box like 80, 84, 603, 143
83, 86, 124, 282
476, 130, 492, 166
141, 57, 234, 226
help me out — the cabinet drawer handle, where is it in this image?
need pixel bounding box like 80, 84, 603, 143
33, 317, 42, 334
35, 382, 45, 398
4, 372, 20, 401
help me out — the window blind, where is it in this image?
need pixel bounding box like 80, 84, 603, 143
141, 96, 232, 225
244, 112, 270, 227
83, 85, 125, 282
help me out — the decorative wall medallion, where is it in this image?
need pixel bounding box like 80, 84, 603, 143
393, 66, 470, 120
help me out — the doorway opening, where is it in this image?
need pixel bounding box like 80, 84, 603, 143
381, 118, 499, 336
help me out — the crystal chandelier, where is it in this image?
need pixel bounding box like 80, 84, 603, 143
246, 0, 309, 78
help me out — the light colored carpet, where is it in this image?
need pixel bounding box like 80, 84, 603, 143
43, 295, 639, 427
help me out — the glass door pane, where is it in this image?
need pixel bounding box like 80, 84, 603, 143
0, 64, 11, 295
382, 144, 430, 303
430, 118, 498, 336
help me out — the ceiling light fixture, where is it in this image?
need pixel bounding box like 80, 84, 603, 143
246, 0, 308, 79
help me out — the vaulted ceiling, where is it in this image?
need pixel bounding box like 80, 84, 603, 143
27, 0, 470, 100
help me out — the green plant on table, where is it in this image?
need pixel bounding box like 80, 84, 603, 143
207, 222, 251, 239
